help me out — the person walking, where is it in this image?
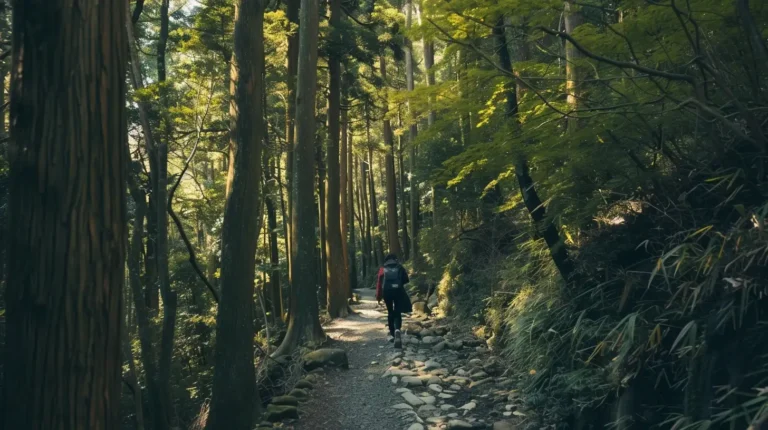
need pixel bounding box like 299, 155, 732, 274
376, 253, 412, 348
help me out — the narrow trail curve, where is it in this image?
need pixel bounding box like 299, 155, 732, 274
292, 288, 404, 430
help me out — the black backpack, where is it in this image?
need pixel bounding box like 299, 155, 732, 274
382, 263, 402, 290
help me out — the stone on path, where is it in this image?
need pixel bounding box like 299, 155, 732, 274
493, 420, 518, 430
459, 401, 477, 411
421, 395, 437, 405
417, 404, 437, 415
447, 419, 473, 429
392, 376, 399, 384
265, 404, 299, 422
423, 359, 440, 371
289, 388, 309, 400
402, 376, 423, 387
407, 424, 425, 430
438, 393, 455, 399
270, 395, 298, 406
302, 348, 349, 371
428, 383, 443, 393
391, 403, 414, 410
402, 391, 426, 406
440, 404, 456, 411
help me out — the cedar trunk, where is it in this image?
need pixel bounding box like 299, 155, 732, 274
274, 0, 326, 357
206, 0, 266, 427
4, 1, 128, 427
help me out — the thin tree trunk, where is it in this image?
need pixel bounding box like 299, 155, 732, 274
265, 159, 283, 322
397, 130, 410, 259
340, 98, 353, 294
122, 304, 146, 430
206, 0, 266, 427
274, 0, 326, 356
126, 179, 164, 430
380, 56, 402, 257
4, 2, 128, 426
493, 17, 574, 282
317, 142, 328, 307
564, 0, 583, 132
156, 2, 177, 427
405, 0, 420, 264
368, 147, 384, 264
347, 127, 359, 290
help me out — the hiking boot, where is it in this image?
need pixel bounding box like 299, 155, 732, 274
387, 335, 394, 343
394, 329, 402, 349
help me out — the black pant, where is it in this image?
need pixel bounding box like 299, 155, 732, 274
383, 288, 402, 336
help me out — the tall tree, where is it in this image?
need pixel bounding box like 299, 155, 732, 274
155, 2, 178, 428
564, 0, 583, 131
206, 0, 266, 427
325, 0, 350, 317
3, 1, 127, 427
380, 56, 402, 256
405, 0, 420, 265
274, 0, 326, 356
347, 131, 359, 289
284, 0, 300, 279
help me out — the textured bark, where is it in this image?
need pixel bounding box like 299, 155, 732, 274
325, 0, 350, 317
4, 1, 127, 427
284, 0, 300, 279
340, 101, 353, 294
274, 0, 326, 356
494, 17, 574, 282
206, 0, 266, 428
381, 56, 402, 257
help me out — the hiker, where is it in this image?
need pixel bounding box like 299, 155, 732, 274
375, 253, 412, 348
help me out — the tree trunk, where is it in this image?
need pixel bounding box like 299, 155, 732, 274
360, 149, 372, 276
325, 0, 350, 317
122, 304, 146, 430
206, 0, 266, 428
493, 17, 574, 282
397, 132, 410, 259
347, 127, 359, 290
126, 182, 164, 430
340, 98, 353, 294
4, 2, 127, 427
405, 0, 420, 265
156, 2, 177, 427
368, 147, 385, 264
274, 0, 326, 356
284, 0, 300, 281
317, 143, 328, 306
564, 0, 583, 131
265, 160, 283, 322
380, 56, 402, 257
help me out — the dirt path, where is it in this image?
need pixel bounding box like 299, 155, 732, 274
291, 288, 404, 430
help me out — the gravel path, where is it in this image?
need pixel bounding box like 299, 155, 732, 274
292, 288, 405, 430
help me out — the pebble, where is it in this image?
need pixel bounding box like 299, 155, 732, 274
391, 403, 414, 410
407, 424, 425, 430
423, 359, 441, 371
447, 419, 473, 429
438, 393, 455, 399
428, 384, 443, 393
459, 402, 477, 411
402, 391, 425, 406
392, 376, 399, 384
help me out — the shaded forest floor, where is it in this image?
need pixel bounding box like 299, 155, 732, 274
287, 288, 522, 430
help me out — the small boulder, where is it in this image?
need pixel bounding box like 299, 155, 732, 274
303, 348, 349, 371
288, 388, 309, 400
270, 395, 299, 406
295, 379, 314, 390
402, 391, 426, 406
447, 420, 473, 429
265, 404, 299, 422
428, 384, 443, 393
402, 376, 424, 387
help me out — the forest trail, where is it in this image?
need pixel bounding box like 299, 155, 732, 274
292, 288, 404, 430
290, 289, 518, 430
